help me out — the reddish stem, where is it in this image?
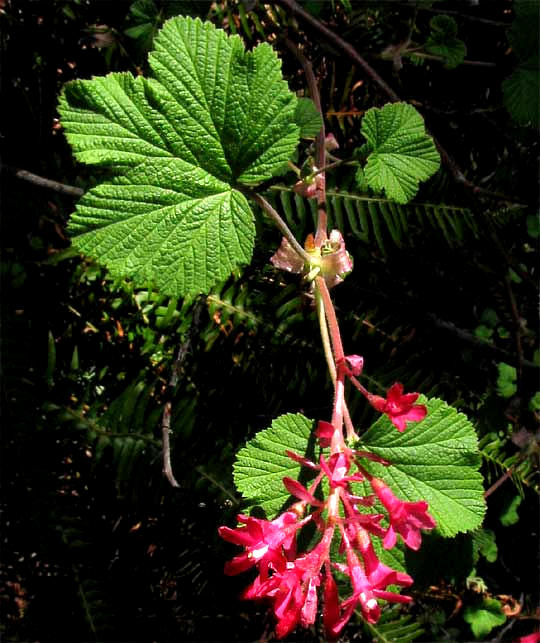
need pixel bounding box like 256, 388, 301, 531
283, 37, 327, 245
315, 277, 344, 364
348, 374, 370, 400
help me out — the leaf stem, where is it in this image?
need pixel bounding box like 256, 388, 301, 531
348, 374, 371, 400
247, 190, 313, 264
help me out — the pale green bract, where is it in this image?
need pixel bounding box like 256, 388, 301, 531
234, 399, 485, 540
361, 102, 440, 204
58, 16, 301, 296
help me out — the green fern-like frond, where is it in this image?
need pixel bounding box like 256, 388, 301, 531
479, 432, 539, 495
267, 186, 479, 254
211, 0, 288, 42
361, 606, 425, 643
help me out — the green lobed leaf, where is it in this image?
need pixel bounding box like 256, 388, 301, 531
496, 362, 517, 398
233, 413, 316, 517
294, 97, 323, 138
472, 528, 498, 563
355, 397, 486, 538
68, 158, 255, 296
508, 0, 539, 60
502, 56, 540, 128
529, 391, 540, 412
360, 103, 440, 204
499, 494, 522, 526
58, 16, 300, 296
425, 15, 466, 69
463, 598, 506, 639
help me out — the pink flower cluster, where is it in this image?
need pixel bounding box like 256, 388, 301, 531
219, 399, 435, 640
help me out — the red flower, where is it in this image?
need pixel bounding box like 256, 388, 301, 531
370, 477, 436, 550
244, 562, 305, 639
315, 420, 334, 448
322, 564, 341, 641
517, 633, 540, 643
368, 382, 427, 432
338, 549, 382, 627
328, 534, 414, 638
356, 528, 413, 590
243, 529, 334, 639
319, 452, 363, 488
218, 511, 301, 575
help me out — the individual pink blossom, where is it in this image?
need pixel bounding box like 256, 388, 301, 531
270, 230, 353, 289
316, 420, 334, 448
337, 548, 382, 627
356, 527, 413, 589
322, 564, 341, 641
270, 237, 305, 274
320, 229, 353, 288
344, 354, 364, 376
368, 382, 427, 432
293, 178, 318, 199
340, 502, 386, 543
328, 532, 413, 638
282, 477, 323, 506
218, 511, 302, 575
369, 477, 436, 550
325, 133, 340, 151
319, 452, 363, 488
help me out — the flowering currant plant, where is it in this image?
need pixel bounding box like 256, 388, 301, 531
58, 16, 486, 640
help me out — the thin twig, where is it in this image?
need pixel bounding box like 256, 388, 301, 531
418, 6, 510, 28
484, 466, 515, 499
245, 189, 313, 264
4, 165, 84, 197
161, 402, 179, 487
272, 0, 523, 205
274, 0, 400, 102
403, 51, 497, 67
161, 298, 205, 488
